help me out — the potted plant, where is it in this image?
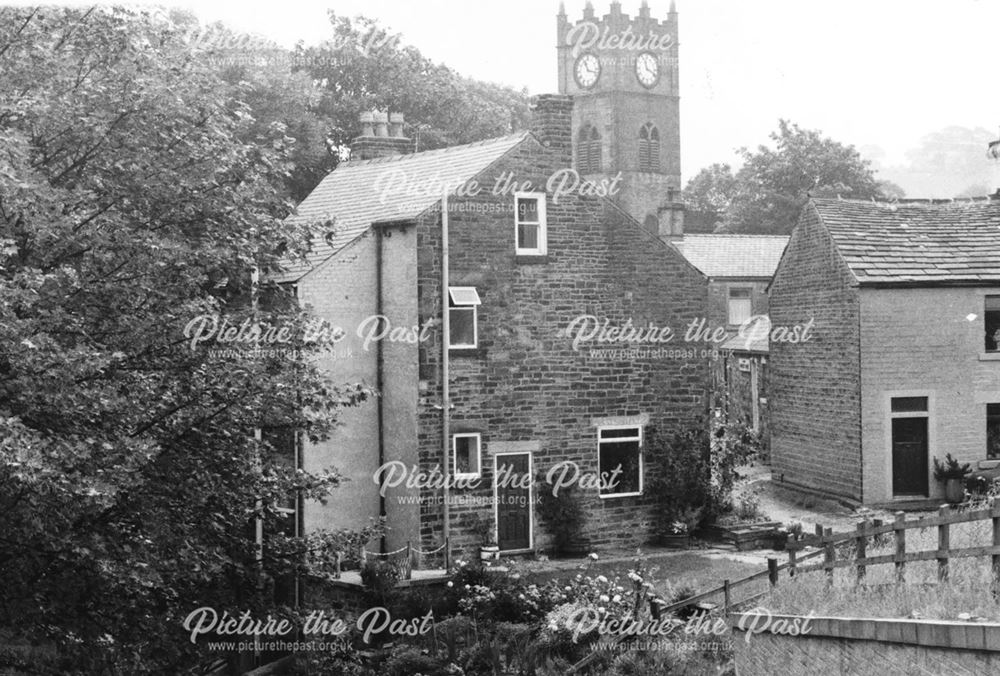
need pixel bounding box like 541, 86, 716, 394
933, 453, 972, 504
471, 515, 500, 561
480, 526, 499, 561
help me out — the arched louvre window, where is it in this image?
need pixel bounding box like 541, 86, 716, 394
639, 123, 660, 173
577, 124, 602, 174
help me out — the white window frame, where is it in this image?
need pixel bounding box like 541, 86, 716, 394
985, 295, 1000, 354
727, 287, 753, 327
597, 424, 643, 499
448, 286, 481, 350
514, 191, 547, 256
452, 432, 482, 480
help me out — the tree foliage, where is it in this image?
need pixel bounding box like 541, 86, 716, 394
686, 120, 887, 234
292, 13, 531, 194
0, 7, 365, 672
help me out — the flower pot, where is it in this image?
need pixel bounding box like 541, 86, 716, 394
479, 545, 500, 561
945, 477, 965, 504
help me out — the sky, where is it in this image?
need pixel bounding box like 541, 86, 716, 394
28, 0, 1000, 196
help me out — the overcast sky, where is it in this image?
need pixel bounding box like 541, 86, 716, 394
30, 0, 1000, 196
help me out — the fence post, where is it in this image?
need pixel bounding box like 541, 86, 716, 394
445, 536, 452, 573
407, 540, 413, 573
723, 579, 731, 614
937, 505, 950, 583
855, 518, 868, 586
768, 558, 779, 587
894, 511, 906, 585
814, 523, 823, 539
823, 535, 835, 587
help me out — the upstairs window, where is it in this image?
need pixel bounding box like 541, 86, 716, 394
598, 426, 643, 498
577, 124, 602, 174
452, 433, 482, 479
638, 123, 660, 173
727, 288, 753, 326
986, 296, 1000, 352
448, 286, 481, 349
515, 192, 547, 256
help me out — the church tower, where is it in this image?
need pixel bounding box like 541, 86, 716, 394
557, 0, 684, 238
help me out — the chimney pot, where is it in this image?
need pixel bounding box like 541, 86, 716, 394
350, 110, 413, 161
389, 112, 405, 138
359, 110, 375, 137
373, 111, 389, 137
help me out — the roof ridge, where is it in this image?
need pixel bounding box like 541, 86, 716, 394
343, 131, 530, 168
814, 195, 999, 207
682, 233, 789, 239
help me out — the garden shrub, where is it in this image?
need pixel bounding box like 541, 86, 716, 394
537, 485, 587, 556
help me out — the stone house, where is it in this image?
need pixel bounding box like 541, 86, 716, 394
274, 95, 710, 558
769, 196, 1000, 505
675, 235, 788, 444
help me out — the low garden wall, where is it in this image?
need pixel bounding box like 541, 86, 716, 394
729, 613, 1000, 675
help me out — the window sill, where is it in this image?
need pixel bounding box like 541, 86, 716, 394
514, 255, 549, 265
979, 353, 1000, 361
598, 491, 643, 500
449, 347, 485, 358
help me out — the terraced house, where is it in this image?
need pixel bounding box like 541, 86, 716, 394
274, 95, 709, 559
769, 196, 1000, 506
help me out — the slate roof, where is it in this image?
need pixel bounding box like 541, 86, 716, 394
812, 197, 1000, 285
675, 234, 789, 279
276, 132, 530, 282
719, 329, 769, 354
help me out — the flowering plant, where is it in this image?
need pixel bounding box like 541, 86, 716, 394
668, 521, 688, 535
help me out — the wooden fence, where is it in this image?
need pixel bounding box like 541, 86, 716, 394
790, 503, 1000, 585
568, 502, 1000, 674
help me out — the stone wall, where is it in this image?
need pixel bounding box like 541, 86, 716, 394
412, 97, 709, 556
769, 202, 862, 503
860, 287, 1000, 503
731, 614, 1000, 676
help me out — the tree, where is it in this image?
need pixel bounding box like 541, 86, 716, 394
297, 14, 532, 174
695, 120, 886, 234
682, 163, 739, 232
0, 7, 364, 672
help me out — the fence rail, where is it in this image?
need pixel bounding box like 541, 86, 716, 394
788, 503, 1000, 586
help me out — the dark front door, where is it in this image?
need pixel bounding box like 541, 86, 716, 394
495, 453, 531, 551
892, 417, 928, 496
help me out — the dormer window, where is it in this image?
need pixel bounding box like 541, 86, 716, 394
577, 124, 602, 174
638, 123, 660, 173
515, 192, 547, 256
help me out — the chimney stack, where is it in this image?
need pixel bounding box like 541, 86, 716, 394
658, 187, 685, 241
350, 110, 414, 161
529, 94, 574, 168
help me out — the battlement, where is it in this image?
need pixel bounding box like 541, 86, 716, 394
557, 1, 677, 44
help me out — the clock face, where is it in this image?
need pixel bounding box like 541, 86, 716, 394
574, 53, 600, 89
635, 52, 660, 88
